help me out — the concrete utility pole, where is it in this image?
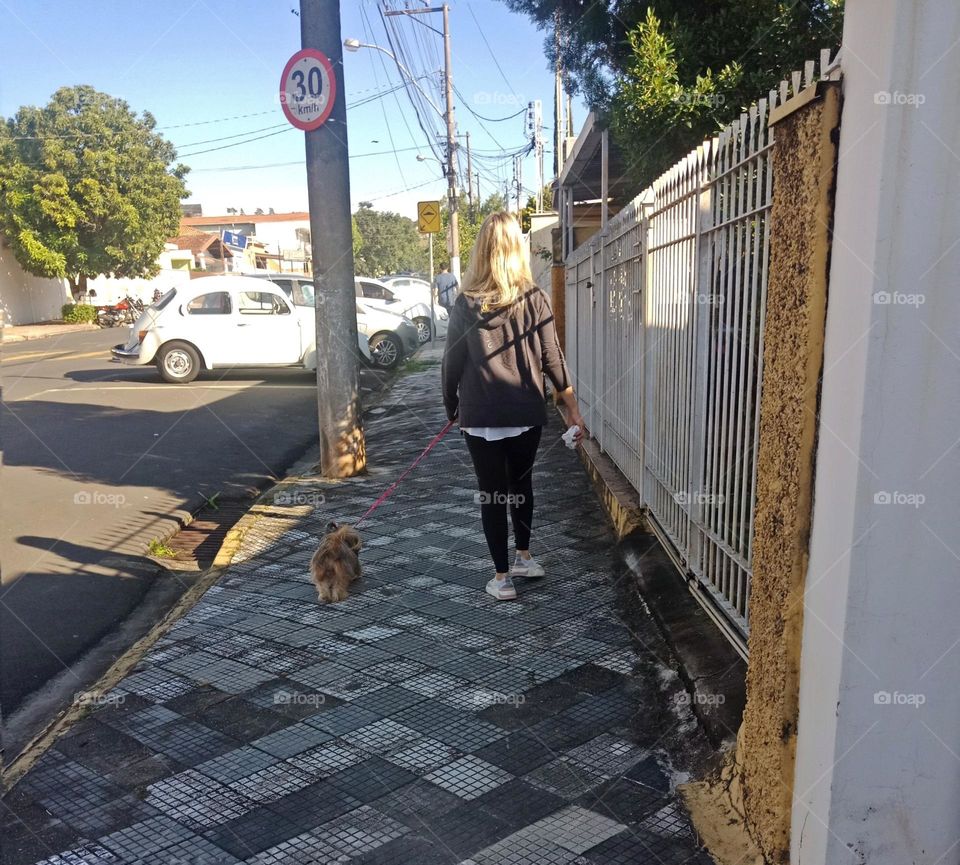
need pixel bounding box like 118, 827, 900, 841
553, 11, 563, 178
301, 0, 365, 477
465, 131, 473, 218
441, 4, 460, 282
384, 4, 459, 283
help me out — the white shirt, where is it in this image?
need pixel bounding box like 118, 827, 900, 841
462, 426, 533, 441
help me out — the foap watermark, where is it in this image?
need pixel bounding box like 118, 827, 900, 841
674, 491, 725, 506
76, 690, 125, 707
475, 491, 527, 506
673, 92, 725, 108
274, 490, 326, 507
74, 490, 126, 508
669, 294, 724, 306
479, 692, 526, 708
873, 291, 925, 307
475, 90, 527, 107
675, 691, 726, 707
874, 90, 925, 108
274, 689, 326, 707
873, 490, 925, 508
874, 690, 926, 708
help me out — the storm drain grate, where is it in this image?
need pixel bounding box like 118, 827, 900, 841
161, 499, 252, 569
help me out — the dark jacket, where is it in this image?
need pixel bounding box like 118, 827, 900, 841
441, 287, 572, 427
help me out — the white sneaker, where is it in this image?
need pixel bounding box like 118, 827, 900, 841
486, 576, 518, 600
511, 555, 545, 579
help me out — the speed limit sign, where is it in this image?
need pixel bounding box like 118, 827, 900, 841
280, 48, 337, 131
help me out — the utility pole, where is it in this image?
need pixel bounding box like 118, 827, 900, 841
384, 4, 459, 282
301, 0, 365, 477
465, 131, 473, 219
513, 154, 522, 213
475, 172, 480, 212
553, 10, 563, 178
442, 4, 460, 282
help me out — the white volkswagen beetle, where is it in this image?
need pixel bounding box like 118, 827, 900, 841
111, 276, 371, 383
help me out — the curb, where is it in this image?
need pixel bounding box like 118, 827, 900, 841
2, 324, 101, 343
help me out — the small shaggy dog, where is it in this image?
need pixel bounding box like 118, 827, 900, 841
310, 522, 362, 603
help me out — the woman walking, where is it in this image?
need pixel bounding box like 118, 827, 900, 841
442, 213, 585, 601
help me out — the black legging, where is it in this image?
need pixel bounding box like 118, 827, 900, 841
463, 426, 542, 574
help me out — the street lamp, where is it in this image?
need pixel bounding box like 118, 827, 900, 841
343, 38, 444, 118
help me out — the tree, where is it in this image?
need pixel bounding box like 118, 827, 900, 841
501, 0, 843, 185
352, 202, 428, 276
0, 86, 188, 298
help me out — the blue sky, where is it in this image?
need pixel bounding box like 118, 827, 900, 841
0, 0, 587, 220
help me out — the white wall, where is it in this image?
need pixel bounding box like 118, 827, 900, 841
791, 4, 960, 864
250, 219, 310, 258
0, 240, 193, 323
0, 241, 71, 325
528, 213, 558, 302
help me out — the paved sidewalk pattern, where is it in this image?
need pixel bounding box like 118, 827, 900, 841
3, 364, 716, 864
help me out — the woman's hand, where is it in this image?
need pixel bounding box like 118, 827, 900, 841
568, 410, 586, 444
562, 401, 586, 444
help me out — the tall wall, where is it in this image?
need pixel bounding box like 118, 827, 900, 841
791, 3, 960, 863
0, 242, 71, 326
737, 83, 841, 863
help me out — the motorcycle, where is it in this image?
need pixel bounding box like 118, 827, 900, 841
96, 295, 144, 328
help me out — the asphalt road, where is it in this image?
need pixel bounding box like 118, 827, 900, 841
1, 328, 389, 748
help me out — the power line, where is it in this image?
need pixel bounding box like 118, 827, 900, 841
177, 122, 288, 149
188, 143, 435, 172
466, 0, 519, 97
459, 104, 527, 123
359, 4, 408, 187
178, 127, 295, 158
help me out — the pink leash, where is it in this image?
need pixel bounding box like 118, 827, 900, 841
353, 419, 456, 528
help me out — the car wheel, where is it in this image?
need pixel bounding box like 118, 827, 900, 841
157, 341, 201, 384
369, 332, 402, 369
413, 316, 432, 344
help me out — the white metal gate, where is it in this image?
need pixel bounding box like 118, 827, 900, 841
562, 55, 835, 654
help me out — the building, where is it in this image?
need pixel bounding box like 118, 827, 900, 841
180, 211, 312, 273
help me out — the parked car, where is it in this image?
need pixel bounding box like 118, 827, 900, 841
356, 277, 448, 343
110, 276, 371, 383
246, 273, 419, 369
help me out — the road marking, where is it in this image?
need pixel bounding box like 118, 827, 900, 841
1, 349, 111, 364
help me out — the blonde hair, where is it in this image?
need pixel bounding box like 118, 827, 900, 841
461, 212, 533, 311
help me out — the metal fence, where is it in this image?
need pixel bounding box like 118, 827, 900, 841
564, 53, 838, 655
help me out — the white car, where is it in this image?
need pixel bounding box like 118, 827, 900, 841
356, 277, 448, 343
110, 276, 371, 383
245, 273, 420, 369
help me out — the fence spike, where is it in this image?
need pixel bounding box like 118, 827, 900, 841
791, 70, 802, 94
804, 60, 815, 88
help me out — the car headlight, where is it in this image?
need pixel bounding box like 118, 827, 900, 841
438, 309, 448, 321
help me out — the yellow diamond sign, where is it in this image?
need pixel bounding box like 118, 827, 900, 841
417, 200, 441, 234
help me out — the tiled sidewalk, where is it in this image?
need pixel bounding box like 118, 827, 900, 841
3, 363, 716, 865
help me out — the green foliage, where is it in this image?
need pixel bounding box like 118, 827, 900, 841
61, 303, 97, 324
147, 538, 176, 558
0, 85, 189, 297
501, 0, 843, 186
352, 216, 363, 261
352, 202, 428, 277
